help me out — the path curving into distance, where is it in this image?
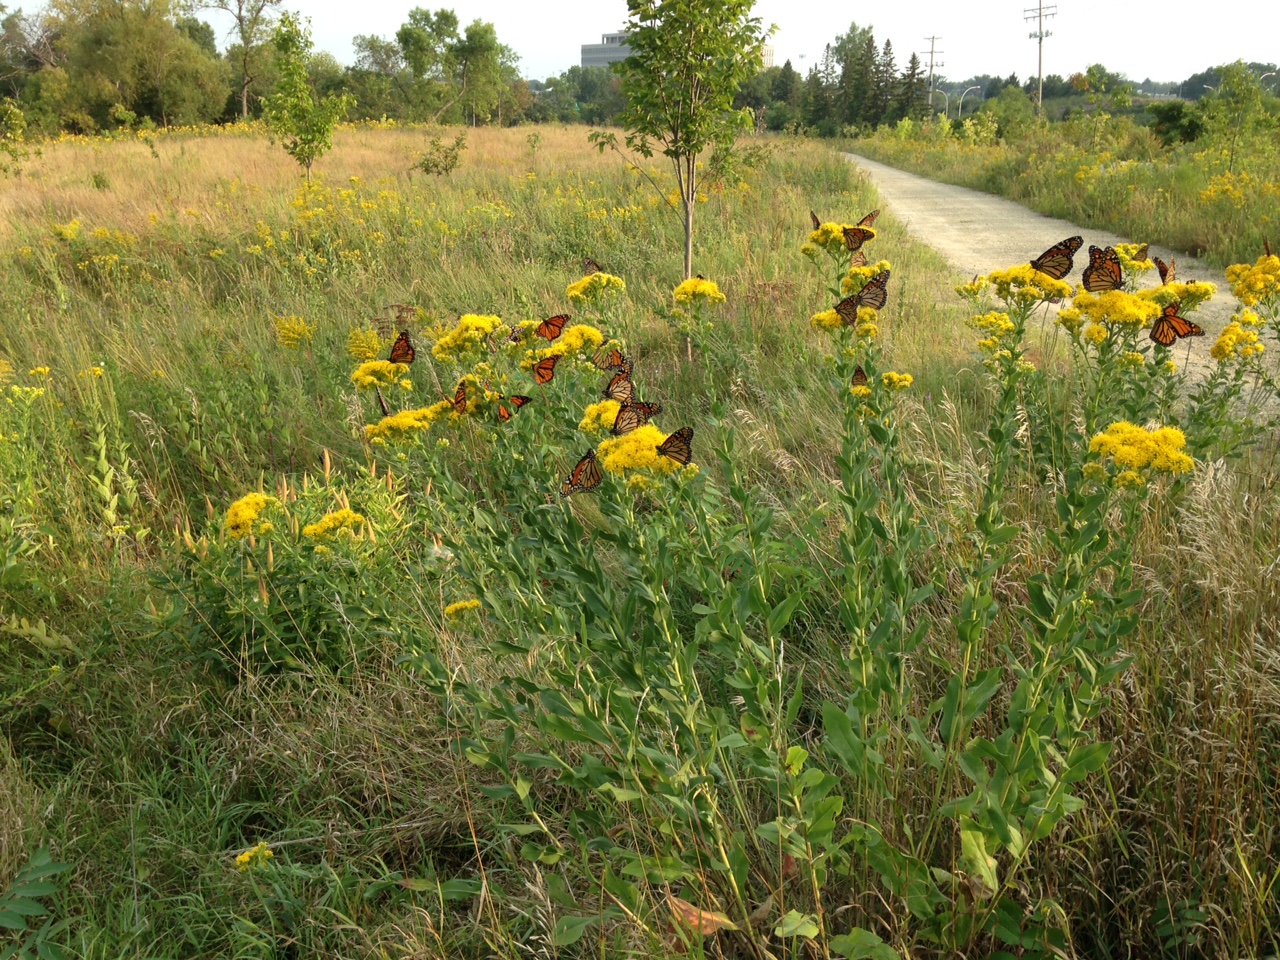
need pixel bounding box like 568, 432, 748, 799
842, 152, 1240, 364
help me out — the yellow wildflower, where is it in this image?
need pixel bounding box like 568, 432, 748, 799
533, 324, 605, 360
444, 598, 482, 618
1235, 308, 1263, 327
52, 219, 81, 242
364, 401, 452, 442
881, 371, 913, 390
346, 327, 383, 361
1225, 255, 1280, 307
1070, 290, 1162, 329
1083, 324, 1109, 344
1089, 421, 1194, 474
1114, 469, 1147, 488
0, 359, 12, 384
78, 365, 105, 378
811, 308, 843, 330
956, 275, 991, 300
28, 366, 50, 378
850, 384, 872, 399
579, 399, 621, 434
1115, 243, 1155, 275
432, 314, 503, 361
1164, 360, 1177, 374
968, 311, 1016, 353
350, 360, 409, 389
808, 222, 874, 250
855, 320, 880, 339
225, 493, 277, 539
987, 264, 1073, 304
235, 842, 274, 872
274, 315, 315, 350
566, 272, 626, 303
1118, 352, 1146, 370
841, 260, 893, 296
1056, 306, 1087, 334
1081, 462, 1108, 483
1210, 322, 1265, 361
673, 277, 726, 304
302, 508, 365, 540
596, 424, 686, 475
1136, 281, 1216, 311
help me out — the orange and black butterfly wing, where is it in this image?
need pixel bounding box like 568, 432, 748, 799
510, 395, 532, 409
843, 227, 874, 252
835, 296, 860, 326
1030, 235, 1083, 280
656, 426, 694, 466
533, 355, 559, 385
583, 257, 602, 275
506, 326, 527, 345
1134, 243, 1149, 261
611, 405, 643, 435
536, 313, 569, 342
1082, 246, 1123, 293
452, 380, 468, 414
849, 250, 867, 269
851, 366, 868, 387
1155, 256, 1176, 285
560, 450, 603, 497
1150, 303, 1203, 346
810, 210, 821, 230
854, 270, 891, 311
857, 209, 880, 227
593, 348, 629, 372
631, 401, 662, 418
1149, 314, 1177, 347
603, 371, 635, 403
389, 330, 415, 364
498, 404, 511, 422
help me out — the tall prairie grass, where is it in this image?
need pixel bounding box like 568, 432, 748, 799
0, 125, 1278, 959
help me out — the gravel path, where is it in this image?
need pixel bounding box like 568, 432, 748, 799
842, 152, 1239, 356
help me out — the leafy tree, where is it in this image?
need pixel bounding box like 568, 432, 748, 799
770, 59, 802, 107
896, 52, 927, 120
0, 95, 27, 174
262, 12, 351, 179
838, 33, 876, 126
203, 0, 281, 119
1200, 61, 1275, 173
605, 0, 766, 278
395, 8, 506, 124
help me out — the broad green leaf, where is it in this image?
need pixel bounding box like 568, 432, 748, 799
774, 910, 819, 939
831, 927, 900, 959
551, 914, 599, 946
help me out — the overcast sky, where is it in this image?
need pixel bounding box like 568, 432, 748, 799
237, 1, 1273, 86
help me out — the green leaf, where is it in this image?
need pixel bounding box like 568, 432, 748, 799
774, 910, 819, 939
831, 927, 900, 959
959, 819, 999, 895
551, 914, 600, 946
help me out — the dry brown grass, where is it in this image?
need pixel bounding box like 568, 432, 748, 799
0, 739, 41, 888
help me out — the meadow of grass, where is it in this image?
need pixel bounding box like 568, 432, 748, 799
1, 123, 1279, 959
851, 111, 1279, 268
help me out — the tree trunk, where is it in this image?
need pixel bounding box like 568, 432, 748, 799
683, 155, 695, 280
241, 78, 250, 119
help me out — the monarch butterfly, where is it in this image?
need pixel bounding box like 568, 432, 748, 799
843, 226, 875, 253
533, 355, 559, 385
1155, 256, 1176, 285
560, 450, 603, 497
851, 366, 868, 387
1081, 246, 1123, 293
583, 257, 603, 275
536, 314, 569, 342
375, 386, 390, 417
389, 330, 415, 364
1133, 243, 1150, 262
593, 348, 632, 373
810, 210, 822, 230
834, 271, 891, 321
857, 209, 880, 227
849, 250, 868, 269
1149, 302, 1204, 347
657, 426, 694, 466
497, 395, 532, 422
1030, 235, 1083, 280
611, 401, 663, 436
603, 370, 635, 403
451, 380, 468, 414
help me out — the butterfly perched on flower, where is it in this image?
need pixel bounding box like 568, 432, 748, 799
849, 250, 868, 269
842, 226, 875, 253
1030, 235, 1083, 280
612, 401, 663, 436
1149, 302, 1204, 347
1082, 245, 1123, 293
657, 426, 694, 466
536, 314, 569, 342
856, 209, 880, 227
835, 271, 891, 321
851, 366, 868, 387
389, 330, 415, 364
561, 450, 603, 497
532, 355, 559, 385
1133, 243, 1150, 262
498, 395, 532, 422
506, 325, 528, 345
603, 370, 635, 404
451, 380, 468, 414
1266, 238, 1273, 258
593, 348, 632, 374
583, 257, 603, 275
810, 210, 822, 230
375, 388, 390, 416
1155, 256, 1176, 285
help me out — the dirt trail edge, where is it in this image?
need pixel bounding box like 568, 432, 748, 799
843, 152, 1238, 355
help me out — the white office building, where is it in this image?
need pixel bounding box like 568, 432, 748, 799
581, 29, 774, 70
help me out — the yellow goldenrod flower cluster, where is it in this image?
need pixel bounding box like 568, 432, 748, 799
1117, 351, 1146, 370
1115, 243, 1155, 275
1083, 323, 1109, 344
956, 275, 991, 300
225, 493, 277, 539
673, 277, 726, 304
235, 842, 274, 872
811, 305, 878, 333
984, 265, 1073, 304
881, 372, 914, 390
1210, 322, 1265, 362
566, 272, 626, 304
51, 219, 81, 242
532, 324, 605, 360
364, 401, 452, 442
808, 222, 874, 249
841, 260, 894, 296
1135, 281, 1217, 310
444, 598, 483, 618
350, 360, 409, 390
811, 308, 843, 330
967, 311, 1016, 353
1089, 421, 1194, 476
0, 359, 12, 385
432, 314, 503, 361
302, 508, 365, 540
28, 366, 50, 378
596, 424, 685, 475
850, 384, 873, 399
346, 327, 384, 361
579, 399, 621, 434
1059, 290, 1162, 330
78, 366, 105, 378
1225, 255, 1280, 308
274, 315, 315, 350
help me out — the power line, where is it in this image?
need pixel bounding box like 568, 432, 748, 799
1024, 2, 1057, 115
921, 36, 945, 112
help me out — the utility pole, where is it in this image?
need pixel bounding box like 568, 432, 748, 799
1024, 1, 1057, 115
921, 36, 944, 112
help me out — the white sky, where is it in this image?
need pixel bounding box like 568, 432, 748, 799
256, 0, 1272, 85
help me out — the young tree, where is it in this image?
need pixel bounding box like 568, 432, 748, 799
203, 0, 281, 119
606, 0, 766, 279
262, 13, 352, 180
871, 39, 896, 124
837, 33, 876, 126
895, 53, 928, 120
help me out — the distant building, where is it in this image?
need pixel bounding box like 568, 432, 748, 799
581, 29, 775, 71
